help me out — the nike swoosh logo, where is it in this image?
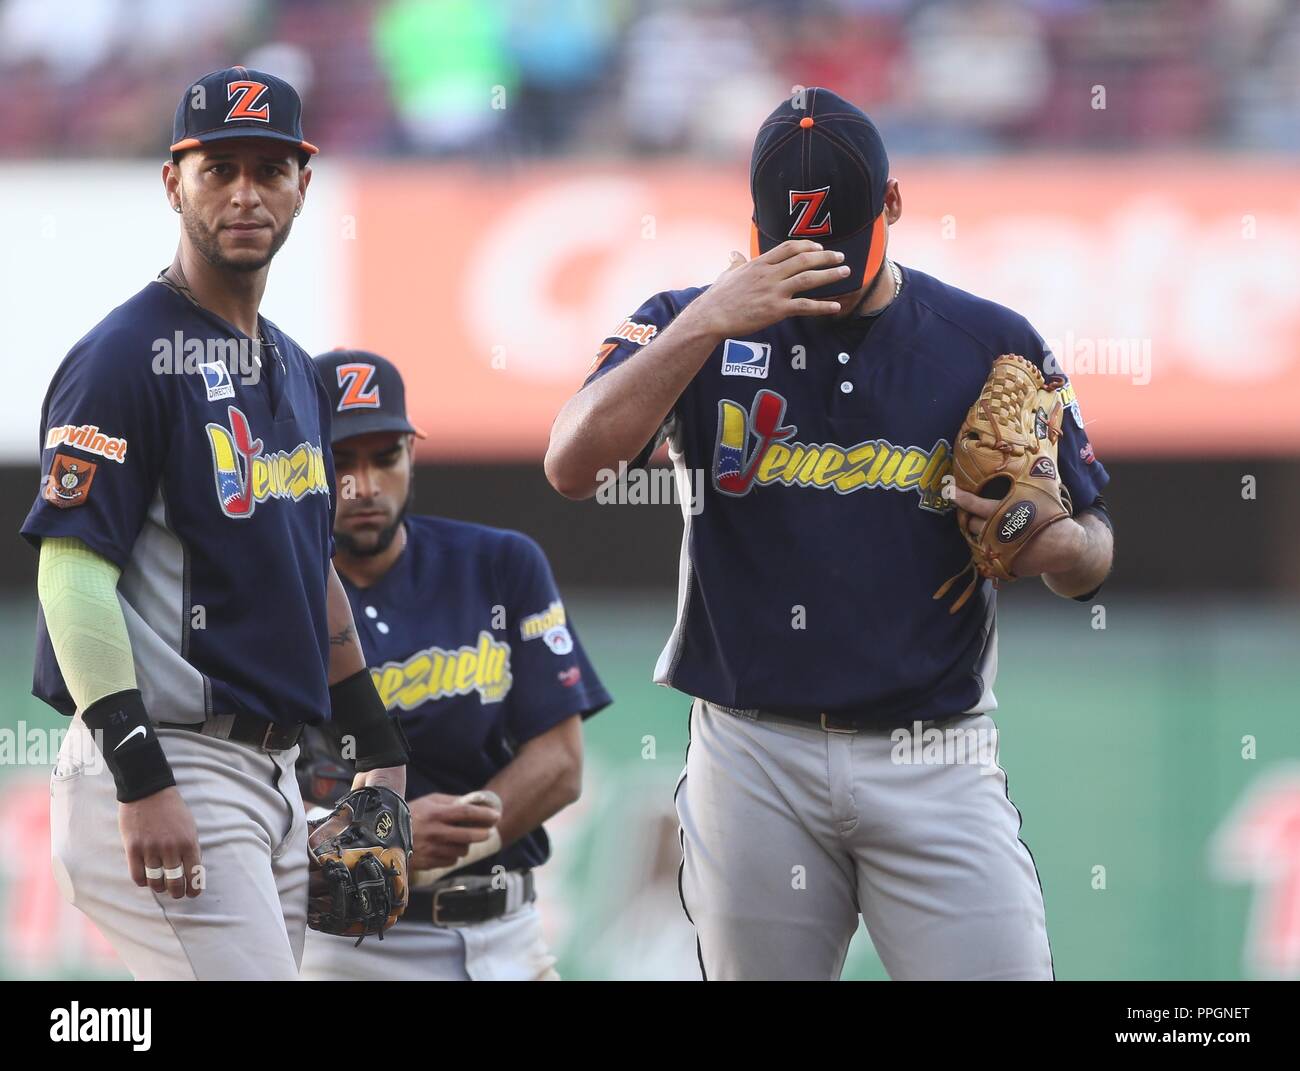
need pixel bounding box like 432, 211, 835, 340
114, 725, 147, 751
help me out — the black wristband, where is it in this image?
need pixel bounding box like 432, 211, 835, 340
328, 669, 409, 772
81, 690, 176, 803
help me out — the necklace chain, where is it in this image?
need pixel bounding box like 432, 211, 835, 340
156, 264, 283, 373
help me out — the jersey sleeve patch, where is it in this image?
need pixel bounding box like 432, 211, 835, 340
1026, 332, 1109, 511
21, 325, 172, 566
582, 291, 686, 388
42, 454, 98, 509
44, 424, 129, 463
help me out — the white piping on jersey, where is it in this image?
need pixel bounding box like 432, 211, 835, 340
652, 416, 692, 687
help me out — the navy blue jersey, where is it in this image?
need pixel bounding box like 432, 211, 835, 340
343, 515, 611, 874
584, 264, 1109, 722
21, 281, 337, 727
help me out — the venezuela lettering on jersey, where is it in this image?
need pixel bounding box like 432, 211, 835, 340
205, 404, 329, 519
371, 630, 513, 710
713, 389, 952, 512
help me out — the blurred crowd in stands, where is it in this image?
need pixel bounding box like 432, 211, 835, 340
2, 0, 1297, 158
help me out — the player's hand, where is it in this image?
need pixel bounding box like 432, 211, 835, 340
351, 764, 406, 798
950, 487, 1088, 578
118, 787, 203, 899
684, 241, 848, 338
408, 792, 501, 870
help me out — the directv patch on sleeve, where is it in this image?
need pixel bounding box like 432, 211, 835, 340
721, 339, 771, 379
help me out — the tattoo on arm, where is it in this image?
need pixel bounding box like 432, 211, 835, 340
329, 625, 357, 648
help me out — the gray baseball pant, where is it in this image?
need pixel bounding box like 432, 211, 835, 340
301, 886, 558, 981
676, 699, 1053, 981
50, 716, 308, 981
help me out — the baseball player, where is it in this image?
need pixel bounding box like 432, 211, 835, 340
21, 68, 408, 980
545, 88, 1115, 981
297, 351, 611, 981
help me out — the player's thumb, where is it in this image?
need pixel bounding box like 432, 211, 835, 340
723, 249, 747, 273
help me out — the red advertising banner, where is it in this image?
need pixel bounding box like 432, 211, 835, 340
346, 160, 1300, 459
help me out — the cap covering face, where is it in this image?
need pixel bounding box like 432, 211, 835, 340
750, 88, 889, 298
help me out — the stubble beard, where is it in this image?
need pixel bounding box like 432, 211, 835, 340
335, 482, 415, 559
183, 208, 293, 273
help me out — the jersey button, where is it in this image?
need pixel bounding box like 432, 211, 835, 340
376, 622, 390, 635
364, 606, 378, 619
837, 352, 850, 364
839, 381, 854, 394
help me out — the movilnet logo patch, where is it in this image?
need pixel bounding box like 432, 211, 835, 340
998, 501, 1036, 542
1080, 441, 1096, 465
557, 666, 582, 688
721, 339, 771, 379
521, 601, 566, 641
44, 424, 128, 463
1029, 457, 1057, 480
608, 318, 658, 346
589, 318, 660, 374
43, 454, 98, 508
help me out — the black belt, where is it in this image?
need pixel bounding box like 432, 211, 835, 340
408, 870, 535, 927
713, 703, 971, 734
158, 714, 304, 752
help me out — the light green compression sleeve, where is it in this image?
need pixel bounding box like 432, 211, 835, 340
36, 536, 138, 712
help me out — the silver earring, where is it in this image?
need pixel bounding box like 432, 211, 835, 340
173, 203, 182, 213
293, 206, 301, 217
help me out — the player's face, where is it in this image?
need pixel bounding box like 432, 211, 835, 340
332, 432, 414, 558
171, 141, 310, 273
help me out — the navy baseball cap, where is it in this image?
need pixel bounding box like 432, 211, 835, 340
314, 350, 426, 445
171, 66, 319, 159
750, 88, 889, 299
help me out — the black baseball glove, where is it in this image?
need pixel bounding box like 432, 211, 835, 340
306, 786, 413, 942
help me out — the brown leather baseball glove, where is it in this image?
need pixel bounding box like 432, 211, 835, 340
934, 353, 1073, 613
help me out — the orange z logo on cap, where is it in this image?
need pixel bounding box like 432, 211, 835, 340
226, 80, 271, 123
43, 454, 98, 509
336, 363, 381, 410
